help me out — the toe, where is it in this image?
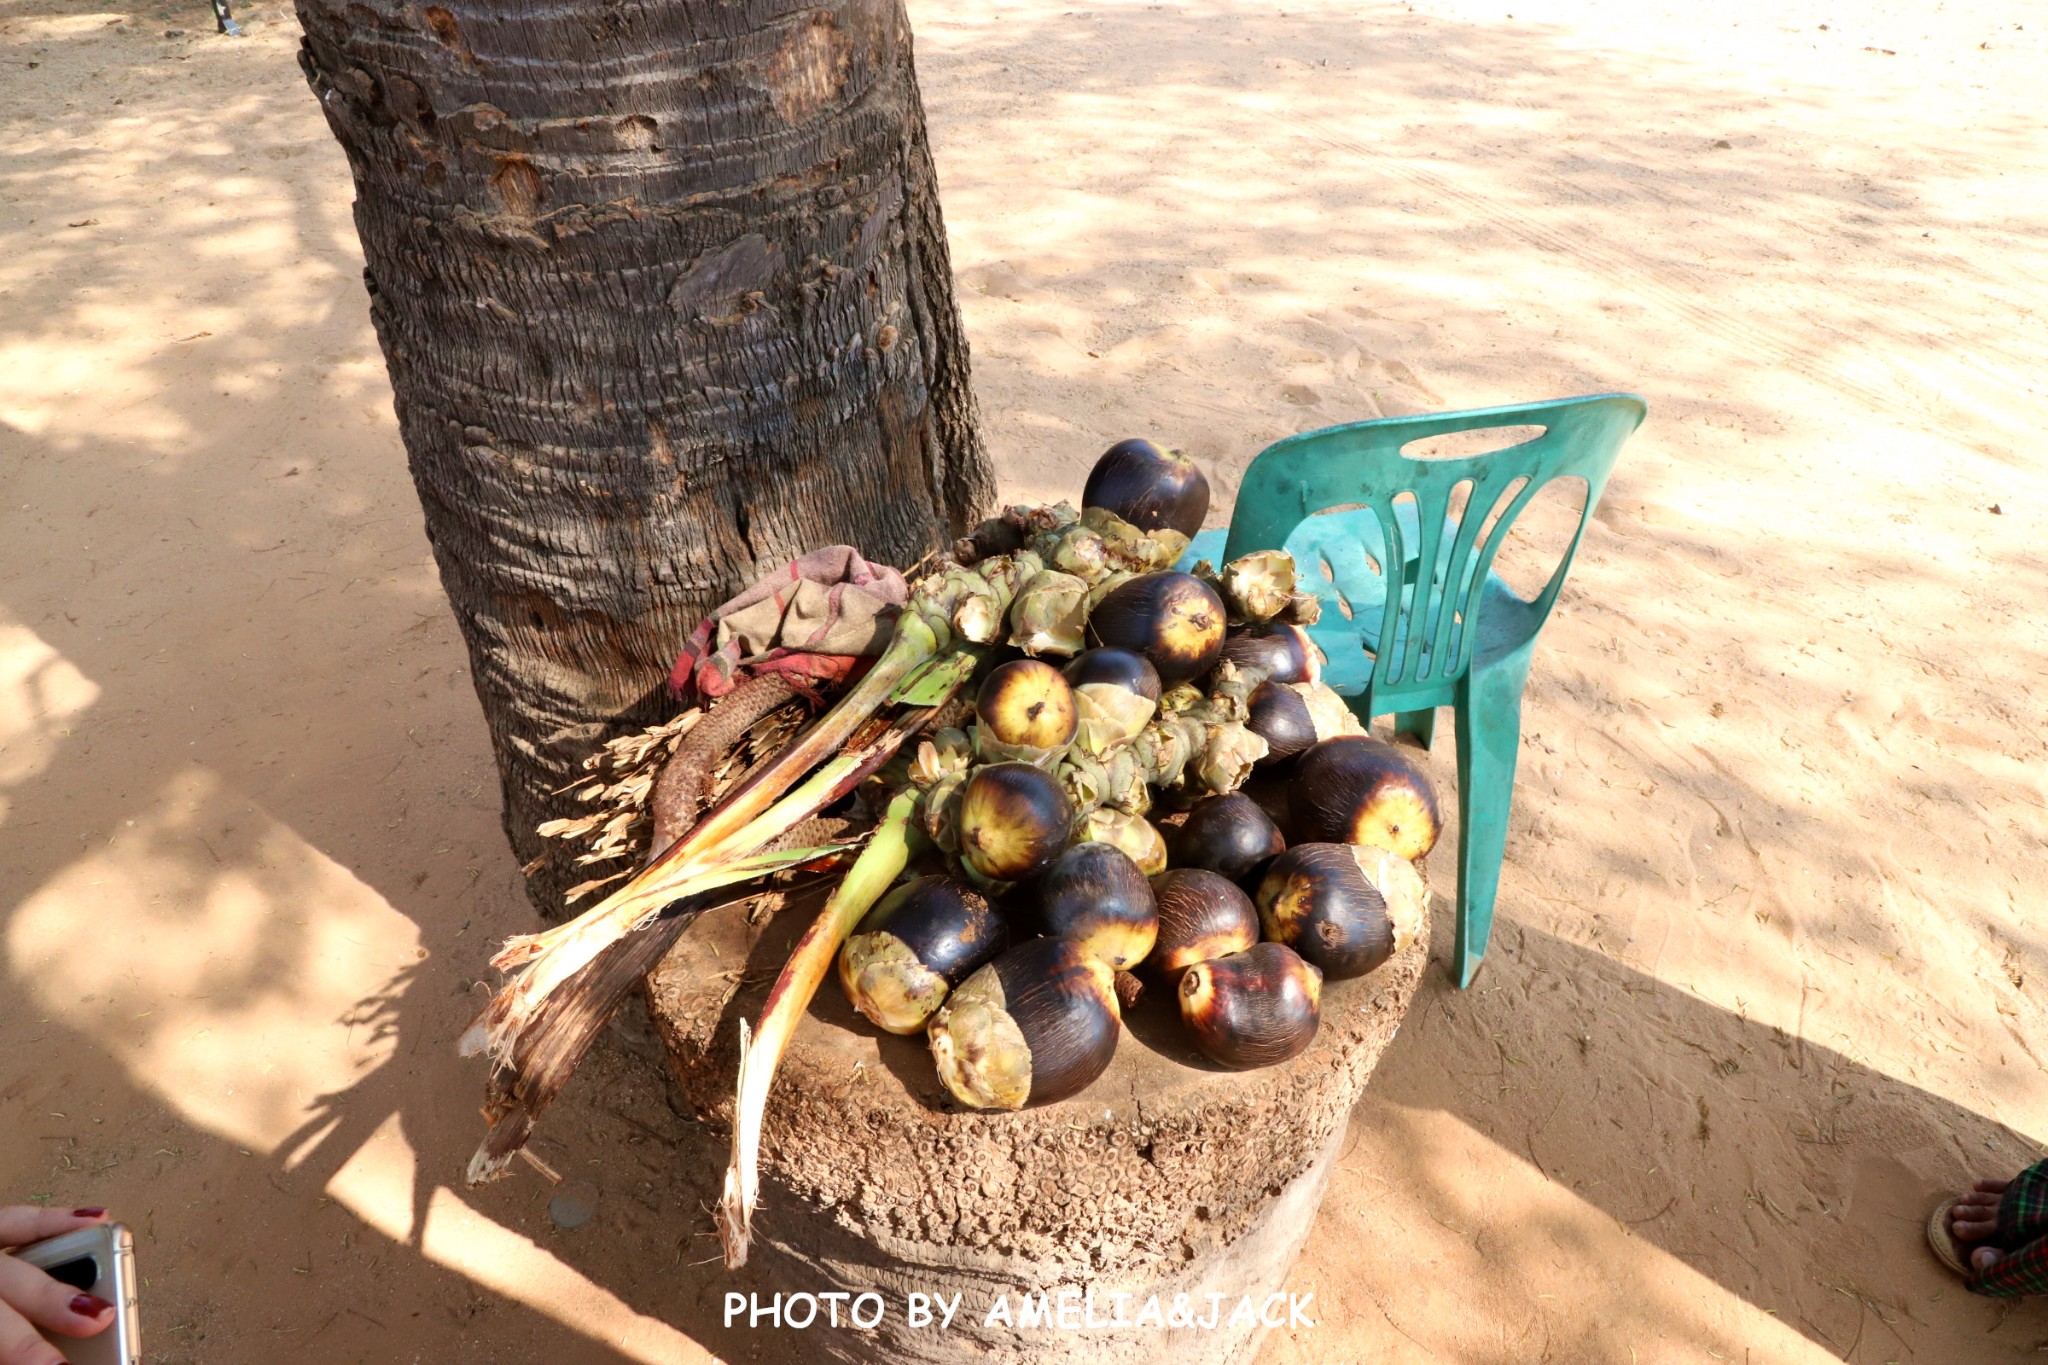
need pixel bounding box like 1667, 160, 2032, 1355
1972, 1246, 2003, 1273
1974, 1179, 2013, 1195
1953, 1200, 2000, 1240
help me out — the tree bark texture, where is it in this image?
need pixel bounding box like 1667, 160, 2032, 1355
294, 0, 994, 915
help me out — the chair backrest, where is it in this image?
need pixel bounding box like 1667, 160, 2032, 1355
1224, 393, 1646, 698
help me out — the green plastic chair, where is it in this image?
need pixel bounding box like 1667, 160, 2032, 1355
1180, 393, 1647, 987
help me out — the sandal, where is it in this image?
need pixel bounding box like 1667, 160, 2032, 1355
1928, 1199, 1977, 1277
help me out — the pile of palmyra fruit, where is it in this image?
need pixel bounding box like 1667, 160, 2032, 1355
462, 439, 1440, 1267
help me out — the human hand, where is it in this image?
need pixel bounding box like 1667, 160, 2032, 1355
0, 1208, 115, 1365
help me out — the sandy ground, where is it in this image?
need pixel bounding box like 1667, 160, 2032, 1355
3, 0, 2047, 1360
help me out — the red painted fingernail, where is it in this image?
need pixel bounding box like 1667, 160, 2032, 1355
70, 1295, 113, 1318
72, 1207, 106, 1218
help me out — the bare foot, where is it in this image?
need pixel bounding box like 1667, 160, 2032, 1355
1951, 1177, 2014, 1274
1950, 1178, 2011, 1245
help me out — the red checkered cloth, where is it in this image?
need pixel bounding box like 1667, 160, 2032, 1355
667, 547, 908, 705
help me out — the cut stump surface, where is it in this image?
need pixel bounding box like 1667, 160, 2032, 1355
646, 886, 1423, 1364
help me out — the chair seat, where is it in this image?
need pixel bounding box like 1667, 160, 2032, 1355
1181, 515, 1542, 706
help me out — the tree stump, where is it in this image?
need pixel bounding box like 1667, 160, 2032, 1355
646, 886, 1424, 1364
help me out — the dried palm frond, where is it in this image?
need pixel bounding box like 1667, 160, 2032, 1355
529, 707, 707, 889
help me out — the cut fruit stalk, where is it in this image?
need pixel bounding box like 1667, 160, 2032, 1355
461, 670, 970, 1185
672, 614, 942, 867
460, 738, 940, 1181
460, 619, 950, 1068
462, 871, 837, 1185
491, 618, 940, 973
716, 788, 922, 1268
459, 715, 922, 1065
460, 565, 1003, 1192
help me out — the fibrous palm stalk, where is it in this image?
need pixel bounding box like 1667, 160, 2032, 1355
461, 566, 1008, 1180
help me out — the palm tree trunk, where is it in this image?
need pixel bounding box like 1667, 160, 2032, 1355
293, 0, 992, 915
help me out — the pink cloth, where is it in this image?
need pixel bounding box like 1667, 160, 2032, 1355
667, 546, 908, 704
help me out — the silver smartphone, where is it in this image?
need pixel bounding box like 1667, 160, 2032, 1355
13, 1223, 140, 1365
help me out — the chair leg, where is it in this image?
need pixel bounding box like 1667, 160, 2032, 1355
1451, 644, 1536, 989
1393, 708, 1437, 750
